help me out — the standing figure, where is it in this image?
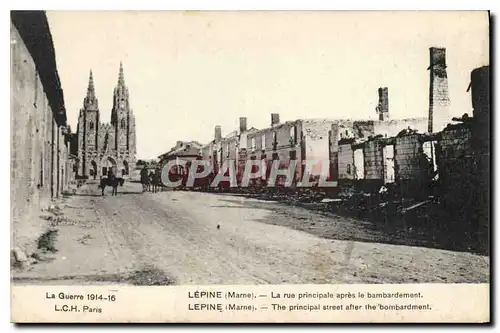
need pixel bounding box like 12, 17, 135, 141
148, 171, 154, 192
140, 165, 149, 192
107, 168, 118, 196
154, 167, 162, 193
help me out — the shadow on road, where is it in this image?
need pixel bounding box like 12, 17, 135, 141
209, 205, 255, 209
64, 191, 145, 198
12, 264, 175, 286
64, 193, 103, 197
217, 197, 487, 256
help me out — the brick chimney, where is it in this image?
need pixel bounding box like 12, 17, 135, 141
376, 87, 389, 121
239, 117, 247, 133
271, 113, 280, 126
214, 125, 222, 143
428, 47, 450, 133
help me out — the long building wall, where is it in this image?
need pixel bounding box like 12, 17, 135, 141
246, 120, 302, 184
198, 116, 430, 186
11, 12, 69, 257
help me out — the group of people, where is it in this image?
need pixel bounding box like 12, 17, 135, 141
140, 165, 163, 193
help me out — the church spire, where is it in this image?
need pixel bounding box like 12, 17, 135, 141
118, 61, 125, 87
87, 69, 95, 99
83, 68, 98, 109
111, 61, 129, 125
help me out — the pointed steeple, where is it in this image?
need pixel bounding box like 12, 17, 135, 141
83, 68, 98, 109
87, 69, 95, 99
111, 61, 129, 125
118, 61, 125, 87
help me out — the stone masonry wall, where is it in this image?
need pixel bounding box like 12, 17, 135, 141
338, 143, 355, 180
11, 21, 69, 256
363, 139, 384, 180
247, 121, 303, 184
394, 134, 423, 180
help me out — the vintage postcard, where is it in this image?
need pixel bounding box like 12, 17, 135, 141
10, 10, 490, 323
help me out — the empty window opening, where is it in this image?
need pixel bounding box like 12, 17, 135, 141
423, 140, 439, 181
383, 145, 395, 184
290, 126, 298, 145
353, 149, 365, 180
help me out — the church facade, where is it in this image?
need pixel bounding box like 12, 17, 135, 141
76, 63, 137, 179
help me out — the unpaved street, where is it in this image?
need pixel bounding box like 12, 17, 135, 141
12, 180, 489, 285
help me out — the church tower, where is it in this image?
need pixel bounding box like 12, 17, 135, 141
109, 62, 136, 175
77, 69, 100, 176
111, 62, 133, 152
76, 63, 137, 178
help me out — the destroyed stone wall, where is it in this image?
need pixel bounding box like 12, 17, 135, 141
213, 140, 222, 172
302, 119, 336, 177
353, 118, 428, 140
329, 121, 356, 181
394, 134, 423, 180
200, 143, 213, 162
220, 134, 239, 172
363, 139, 385, 180
469, 66, 490, 243
373, 118, 428, 137
352, 120, 375, 140
338, 142, 355, 180
246, 121, 303, 183
438, 124, 475, 213
329, 120, 355, 154
470, 66, 490, 152
440, 126, 473, 158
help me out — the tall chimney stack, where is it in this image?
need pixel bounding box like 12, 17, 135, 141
376, 87, 389, 121
271, 113, 280, 126
239, 117, 247, 133
214, 125, 222, 143
428, 47, 450, 133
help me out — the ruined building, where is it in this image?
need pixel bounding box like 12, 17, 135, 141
76, 63, 137, 178
438, 65, 490, 236
428, 47, 451, 133
244, 114, 340, 186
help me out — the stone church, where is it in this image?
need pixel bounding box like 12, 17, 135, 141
76, 62, 137, 179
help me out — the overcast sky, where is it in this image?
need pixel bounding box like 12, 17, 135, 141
46, 11, 489, 160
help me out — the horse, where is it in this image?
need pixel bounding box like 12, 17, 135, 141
98, 176, 124, 196
151, 174, 157, 193
146, 172, 155, 192
151, 169, 163, 193
140, 171, 150, 192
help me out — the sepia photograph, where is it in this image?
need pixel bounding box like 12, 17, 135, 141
9, 9, 490, 323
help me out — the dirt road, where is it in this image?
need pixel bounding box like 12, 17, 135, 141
12, 181, 489, 285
